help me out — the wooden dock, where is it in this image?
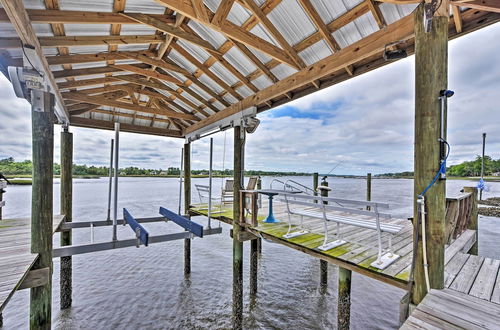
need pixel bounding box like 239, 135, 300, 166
0, 215, 65, 313
402, 288, 500, 329
192, 201, 478, 289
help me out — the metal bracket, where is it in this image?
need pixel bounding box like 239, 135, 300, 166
423, 0, 439, 33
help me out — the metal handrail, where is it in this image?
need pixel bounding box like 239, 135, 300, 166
269, 178, 314, 195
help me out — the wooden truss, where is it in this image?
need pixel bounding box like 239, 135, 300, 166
0, 0, 498, 137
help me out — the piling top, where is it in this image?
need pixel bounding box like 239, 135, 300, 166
0, 1, 497, 137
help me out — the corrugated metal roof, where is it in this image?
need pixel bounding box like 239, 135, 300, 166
268, 0, 317, 46
299, 39, 333, 66
223, 47, 258, 76
227, 2, 253, 26
209, 61, 239, 86
188, 20, 227, 49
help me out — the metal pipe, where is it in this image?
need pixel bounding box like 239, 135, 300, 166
112, 123, 120, 241
106, 139, 114, 222
178, 147, 184, 215
208, 138, 213, 228
480, 133, 486, 200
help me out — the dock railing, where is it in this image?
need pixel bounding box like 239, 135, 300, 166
445, 187, 478, 245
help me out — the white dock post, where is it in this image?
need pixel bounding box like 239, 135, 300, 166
112, 123, 120, 241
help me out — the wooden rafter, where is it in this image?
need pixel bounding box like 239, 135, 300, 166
451, 0, 500, 13
0, 9, 175, 24
241, 0, 305, 70
155, 0, 298, 68
452, 5, 463, 33
185, 13, 415, 134
366, 0, 386, 29
70, 116, 182, 137
211, 0, 234, 25
112, 64, 186, 85
0, 35, 165, 48
0, 0, 69, 120
123, 13, 222, 55
191, 0, 210, 23
63, 91, 198, 121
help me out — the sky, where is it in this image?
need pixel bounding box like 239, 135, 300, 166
0, 23, 499, 175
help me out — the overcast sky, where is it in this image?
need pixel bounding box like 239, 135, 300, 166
1, 23, 499, 175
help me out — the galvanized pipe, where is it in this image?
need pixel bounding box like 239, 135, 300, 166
208, 138, 213, 228
112, 123, 120, 241
106, 139, 114, 222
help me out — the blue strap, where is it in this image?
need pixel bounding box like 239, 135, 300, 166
159, 207, 204, 238
419, 141, 450, 197
123, 208, 149, 246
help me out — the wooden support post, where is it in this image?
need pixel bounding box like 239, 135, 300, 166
338, 266, 352, 330
367, 173, 372, 210
256, 176, 262, 254
464, 186, 478, 255
319, 178, 328, 290
233, 126, 245, 329
250, 238, 258, 297
60, 127, 73, 309
30, 90, 54, 329
413, 2, 449, 304
313, 172, 319, 203
183, 143, 191, 276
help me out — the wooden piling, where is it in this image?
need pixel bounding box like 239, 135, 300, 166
256, 176, 262, 254
250, 238, 258, 297
233, 126, 245, 329
413, 3, 449, 304
60, 128, 73, 309
464, 186, 478, 255
366, 173, 372, 204
30, 90, 54, 329
183, 142, 191, 276
338, 266, 352, 330
313, 172, 319, 203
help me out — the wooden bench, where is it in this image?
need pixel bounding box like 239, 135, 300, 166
279, 193, 403, 270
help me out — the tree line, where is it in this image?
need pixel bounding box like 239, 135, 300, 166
0, 157, 310, 177
376, 155, 500, 178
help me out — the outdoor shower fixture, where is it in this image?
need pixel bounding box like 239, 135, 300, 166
438, 89, 454, 179
383, 41, 407, 61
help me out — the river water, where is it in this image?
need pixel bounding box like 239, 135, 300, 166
2, 176, 499, 329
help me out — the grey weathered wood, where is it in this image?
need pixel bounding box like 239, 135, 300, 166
463, 187, 478, 255
468, 258, 500, 300
412, 3, 449, 304
30, 90, 54, 330
444, 252, 469, 287
18, 268, 50, 290
183, 143, 191, 276
449, 254, 484, 294
233, 126, 244, 330
338, 266, 351, 330
444, 229, 476, 264
60, 128, 73, 309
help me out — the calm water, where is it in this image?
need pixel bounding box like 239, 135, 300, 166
2, 177, 499, 329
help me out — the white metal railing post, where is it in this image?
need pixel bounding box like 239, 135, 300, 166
320, 196, 329, 246
178, 147, 184, 215
374, 204, 383, 264
208, 138, 213, 228
106, 139, 114, 222
112, 123, 120, 241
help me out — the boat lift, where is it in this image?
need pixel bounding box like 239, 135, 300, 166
53, 123, 222, 258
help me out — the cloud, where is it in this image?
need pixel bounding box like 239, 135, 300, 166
1, 23, 499, 175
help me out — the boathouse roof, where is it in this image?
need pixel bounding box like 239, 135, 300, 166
0, 0, 498, 137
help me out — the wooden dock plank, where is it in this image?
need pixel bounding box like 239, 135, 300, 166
449, 254, 484, 294
0, 215, 65, 313
468, 258, 500, 301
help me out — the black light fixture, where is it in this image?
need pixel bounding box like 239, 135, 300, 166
383, 41, 407, 61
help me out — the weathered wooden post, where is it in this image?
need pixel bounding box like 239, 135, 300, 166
250, 176, 259, 296
183, 142, 191, 276
233, 126, 245, 329
313, 172, 319, 203
366, 173, 372, 209
413, 2, 449, 304
338, 267, 352, 330
319, 177, 328, 291
60, 127, 73, 309
256, 176, 262, 254
464, 186, 478, 255
30, 90, 54, 329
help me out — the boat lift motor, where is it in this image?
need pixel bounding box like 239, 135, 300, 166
438, 89, 454, 179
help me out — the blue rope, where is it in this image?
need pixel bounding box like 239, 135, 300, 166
419, 141, 450, 197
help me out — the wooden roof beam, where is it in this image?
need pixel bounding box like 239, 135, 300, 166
451, 0, 500, 13
69, 116, 182, 138
452, 5, 463, 33
0, 8, 176, 24
241, 0, 305, 70
211, 0, 234, 25
366, 0, 387, 29
63, 91, 198, 121
185, 13, 415, 134
155, 0, 298, 68
112, 64, 186, 85
115, 52, 190, 75
122, 13, 222, 55
0, 0, 69, 121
